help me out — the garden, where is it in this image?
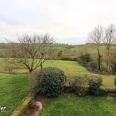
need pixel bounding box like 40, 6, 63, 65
0, 60, 116, 116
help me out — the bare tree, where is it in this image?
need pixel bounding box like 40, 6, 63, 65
5, 33, 54, 81
110, 46, 116, 73
88, 25, 104, 70
104, 24, 116, 71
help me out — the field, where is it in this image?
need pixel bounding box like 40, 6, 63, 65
50, 44, 106, 53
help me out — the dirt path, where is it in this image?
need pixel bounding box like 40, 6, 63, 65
26, 96, 47, 116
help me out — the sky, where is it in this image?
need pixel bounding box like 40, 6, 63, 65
0, 0, 116, 45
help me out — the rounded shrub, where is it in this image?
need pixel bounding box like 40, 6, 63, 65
35, 67, 66, 97
87, 75, 102, 96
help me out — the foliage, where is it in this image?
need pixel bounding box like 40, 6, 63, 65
67, 74, 88, 96
111, 63, 116, 74
114, 77, 116, 87
68, 74, 88, 87
78, 53, 92, 66
87, 75, 103, 96
35, 67, 66, 97
61, 57, 77, 61
57, 50, 63, 57
88, 61, 97, 70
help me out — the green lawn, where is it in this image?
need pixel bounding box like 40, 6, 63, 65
43, 60, 115, 89
0, 74, 31, 116
43, 60, 90, 76
42, 94, 116, 116
0, 60, 115, 115
0, 48, 5, 53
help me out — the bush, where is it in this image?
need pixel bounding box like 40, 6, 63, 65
35, 67, 66, 97
88, 61, 97, 70
111, 63, 116, 74
61, 57, 77, 61
69, 74, 88, 87
68, 74, 88, 96
87, 75, 102, 96
77, 54, 93, 66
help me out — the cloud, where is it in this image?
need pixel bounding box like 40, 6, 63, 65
0, 0, 116, 44
0, 14, 26, 26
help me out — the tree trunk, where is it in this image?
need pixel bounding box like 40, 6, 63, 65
97, 50, 101, 71
28, 71, 33, 85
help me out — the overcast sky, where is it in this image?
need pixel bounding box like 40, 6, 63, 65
0, 0, 116, 44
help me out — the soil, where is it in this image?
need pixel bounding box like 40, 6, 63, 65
26, 96, 48, 116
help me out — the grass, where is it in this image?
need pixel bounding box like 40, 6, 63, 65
43, 60, 90, 76
52, 44, 67, 50
1, 59, 115, 89
0, 74, 31, 116
43, 60, 115, 89
0, 48, 5, 53
0, 59, 115, 115
42, 94, 116, 116
77, 45, 106, 54
70, 45, 82, 51
0, 44, 115, 116
102, 75, 116, 89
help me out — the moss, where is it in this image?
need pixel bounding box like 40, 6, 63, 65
11, 96, 32, 116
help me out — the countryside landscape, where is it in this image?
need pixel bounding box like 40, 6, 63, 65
0, 24, 116, 116
1, 0, 116, 116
